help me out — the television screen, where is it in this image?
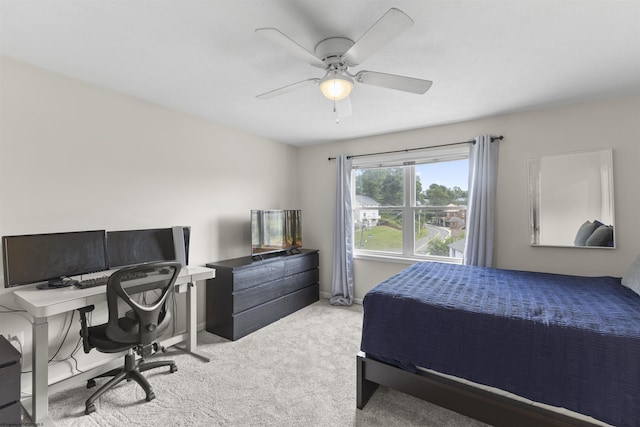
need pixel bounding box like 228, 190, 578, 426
251, 210, 302, 256
2, 230, 108, 288
107, 228, 177, 268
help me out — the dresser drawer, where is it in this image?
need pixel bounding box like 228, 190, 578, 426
234, 279, 284, 313
233, 260, 284, 291
0, 335, 20, 409
284, 269, 319, 294
0, 401, 21, 425
233, 298, 284, 340
0, 361, 20, 405
284, 283, 319, 316
284, 252, 319, 276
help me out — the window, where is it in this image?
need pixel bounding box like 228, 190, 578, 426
352, 145, 469, 262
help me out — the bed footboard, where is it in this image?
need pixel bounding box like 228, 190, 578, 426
356, 352, 601, 427
356, 352, 379, 409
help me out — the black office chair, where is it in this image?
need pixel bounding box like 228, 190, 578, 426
78, 261, 182, 415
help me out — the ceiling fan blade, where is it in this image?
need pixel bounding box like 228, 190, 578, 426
342, 8, 414, 66
356, 71, 432, 94
256, 78, 319, 100
256, 28, 325, 68
335, 96, 352, 118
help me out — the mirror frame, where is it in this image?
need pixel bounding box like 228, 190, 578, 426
528, 148, 615, 249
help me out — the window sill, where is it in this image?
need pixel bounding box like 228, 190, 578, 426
353, 252, 463, 266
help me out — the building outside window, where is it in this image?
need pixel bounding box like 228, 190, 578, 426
352, 145, 469, 262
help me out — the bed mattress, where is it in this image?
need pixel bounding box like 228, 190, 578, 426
360, 261, 640, 427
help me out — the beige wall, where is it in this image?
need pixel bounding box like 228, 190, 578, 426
298, 95, 640, 301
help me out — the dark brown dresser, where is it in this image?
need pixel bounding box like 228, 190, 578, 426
205, 249, 319, 340
0, 334, 21, 425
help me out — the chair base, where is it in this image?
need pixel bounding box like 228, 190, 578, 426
84, 353, 177, 415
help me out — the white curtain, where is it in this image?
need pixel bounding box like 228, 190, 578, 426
464, 135, 499, 267
330, 154, 354, 306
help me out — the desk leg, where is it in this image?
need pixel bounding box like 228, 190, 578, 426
182, 281, 210, 362
31, 316, 52, 425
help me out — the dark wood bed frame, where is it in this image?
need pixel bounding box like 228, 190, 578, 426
356, 352, 602, 427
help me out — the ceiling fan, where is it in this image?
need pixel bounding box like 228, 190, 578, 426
255, 8, 433, 117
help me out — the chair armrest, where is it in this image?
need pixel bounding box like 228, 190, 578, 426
78, 305, 95, 354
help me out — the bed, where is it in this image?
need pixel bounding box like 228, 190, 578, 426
357, 261, 640, 427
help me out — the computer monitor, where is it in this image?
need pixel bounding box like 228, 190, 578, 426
2, 230, 108, 288
107, 228, 177, 268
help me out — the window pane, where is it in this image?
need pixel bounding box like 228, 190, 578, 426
416, 159, 469, 206
414, 158, 469, 258
354, 209, 403, 253
414, 209, 466, 258
355, 167, 404, 207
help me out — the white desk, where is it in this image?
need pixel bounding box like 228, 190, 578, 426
12, 265, 215, 426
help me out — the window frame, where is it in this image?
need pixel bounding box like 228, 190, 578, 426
351, 145, 470, 263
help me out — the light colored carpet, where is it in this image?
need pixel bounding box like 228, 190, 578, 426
42, 299, 487, 426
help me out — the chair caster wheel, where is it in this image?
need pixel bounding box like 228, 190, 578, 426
146, 392, 155, 402
170, 365, 178, 373
85, 404, 96, 415
87, 379, 96, 389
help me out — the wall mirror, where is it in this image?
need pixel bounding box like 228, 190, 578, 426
528, 149, 615, 248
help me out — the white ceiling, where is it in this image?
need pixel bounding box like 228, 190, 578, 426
1, 1, 639, 146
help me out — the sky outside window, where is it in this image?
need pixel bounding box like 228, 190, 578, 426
416, 159, 469, 190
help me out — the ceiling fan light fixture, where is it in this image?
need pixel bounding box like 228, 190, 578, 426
319, 73, 354, 101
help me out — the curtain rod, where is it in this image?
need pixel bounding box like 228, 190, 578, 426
327, 135, 503, 161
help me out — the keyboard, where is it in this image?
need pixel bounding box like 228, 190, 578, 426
76, 271, 149, 289
121, 271, 148, 281
76, 276, 109, 289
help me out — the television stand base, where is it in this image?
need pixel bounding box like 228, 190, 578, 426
206, 249, 319, 340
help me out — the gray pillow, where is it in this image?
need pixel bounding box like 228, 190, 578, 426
621, 255, 640, 296
585, 225, 614, 247
574, 221, 598, 246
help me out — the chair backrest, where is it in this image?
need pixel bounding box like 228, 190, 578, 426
105, 261, 182, 346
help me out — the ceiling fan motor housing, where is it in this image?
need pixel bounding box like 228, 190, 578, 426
315, 37, 354, 68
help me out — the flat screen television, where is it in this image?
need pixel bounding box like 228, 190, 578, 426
2, 230, 108, 288
251, 210, 302, 256
107, 228, 177, 268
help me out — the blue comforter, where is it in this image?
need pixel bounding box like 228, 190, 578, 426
361, 261, 640, 427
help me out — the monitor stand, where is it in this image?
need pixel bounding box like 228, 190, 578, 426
36, 278, 75, 290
